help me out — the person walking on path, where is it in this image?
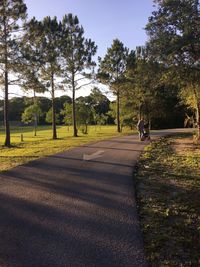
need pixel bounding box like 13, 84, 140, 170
137, 118, 145, 140
143, 121, 151, 140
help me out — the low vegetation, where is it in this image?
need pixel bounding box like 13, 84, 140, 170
135, 133, 200, 266
0, 125, 133, 171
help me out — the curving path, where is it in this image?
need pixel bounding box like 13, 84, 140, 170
0, 129, 193, 267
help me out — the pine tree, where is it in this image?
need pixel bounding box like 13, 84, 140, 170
23, 16, 62, 139
98, 39, 128, 132
0, 0, 27, 146
21, 16, 45, 137
60, 14, 97, 137
40, 16, 63, 139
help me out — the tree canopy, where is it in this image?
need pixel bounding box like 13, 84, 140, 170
98, 39, 129, 132
146, 0, 200, 138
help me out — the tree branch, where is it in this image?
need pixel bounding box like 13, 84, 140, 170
76, 80, 94, 90
75, 76, 86, 82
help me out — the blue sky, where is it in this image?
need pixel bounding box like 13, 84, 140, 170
0, 1, 156, 100
25, 0, 155, 58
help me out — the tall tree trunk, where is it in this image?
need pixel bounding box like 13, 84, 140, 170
34, 114, 37, 136
117, 89, 120, 133
85, 123, 88, 134
194, 88, 200, 140
72, 73, 78, 137
196, 100, 200, 140
33, 89, 37, 137
197, 103, 200, 140
139, 103, 142, 120
51, 73, 57, 140
4, 70, 10, 147
3, 16, 10, 147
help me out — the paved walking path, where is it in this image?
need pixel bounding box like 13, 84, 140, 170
0, 129, 193, 267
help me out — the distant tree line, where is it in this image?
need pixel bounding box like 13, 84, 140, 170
0, 87, 113, 131
0, 85, 187, 132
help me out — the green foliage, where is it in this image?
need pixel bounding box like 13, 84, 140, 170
94, 113, 108, 126
0, 0, 27, 74
123, 44, 194, 129
90, 87, 110, 116
61, 102, 72, 126
36, 97, 52, 124
146, 0, 200, 67
146, 0, 200, 136
107, 103, 115, 125
0, 100, 3, 121
76, 98, 93, 125
98, 39, 128, 93
8, 97, 26, 121
123, 48, 170, 126
83, 87, 111, 125
21, 104, 42, 124
61, 98, 93, 134
134, 57, 162, 119
61, 89, 111, 131
98, 39, 129, 132
21, 18, 46, 94
151, 84, 187, 129
108, 100, 135, 130
61, 14, 97, 77
45, 108, 59, 124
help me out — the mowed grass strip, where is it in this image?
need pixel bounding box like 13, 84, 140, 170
0, 125, 134, 171
135, 133, 200, 267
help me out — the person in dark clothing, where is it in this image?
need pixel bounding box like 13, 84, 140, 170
137, 119, 144, 140
143, 122, 150, 140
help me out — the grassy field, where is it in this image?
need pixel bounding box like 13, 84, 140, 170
0, 125, 134, 171
135, 133, 200, 267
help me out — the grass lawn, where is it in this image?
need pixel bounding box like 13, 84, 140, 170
0, 125, 134, 171
135, 133, 200, 266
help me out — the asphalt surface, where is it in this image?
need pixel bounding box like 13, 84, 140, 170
0, 129, 193, 267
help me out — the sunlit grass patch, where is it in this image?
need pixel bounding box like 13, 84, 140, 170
135, 133, 200, 266
0, 125, 134, 171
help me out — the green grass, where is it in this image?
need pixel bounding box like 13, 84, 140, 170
135, 133, 200, 267
0, 125, 134, 171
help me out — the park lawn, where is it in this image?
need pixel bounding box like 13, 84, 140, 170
0, 125, 134, 171
135, 133, 200, 267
